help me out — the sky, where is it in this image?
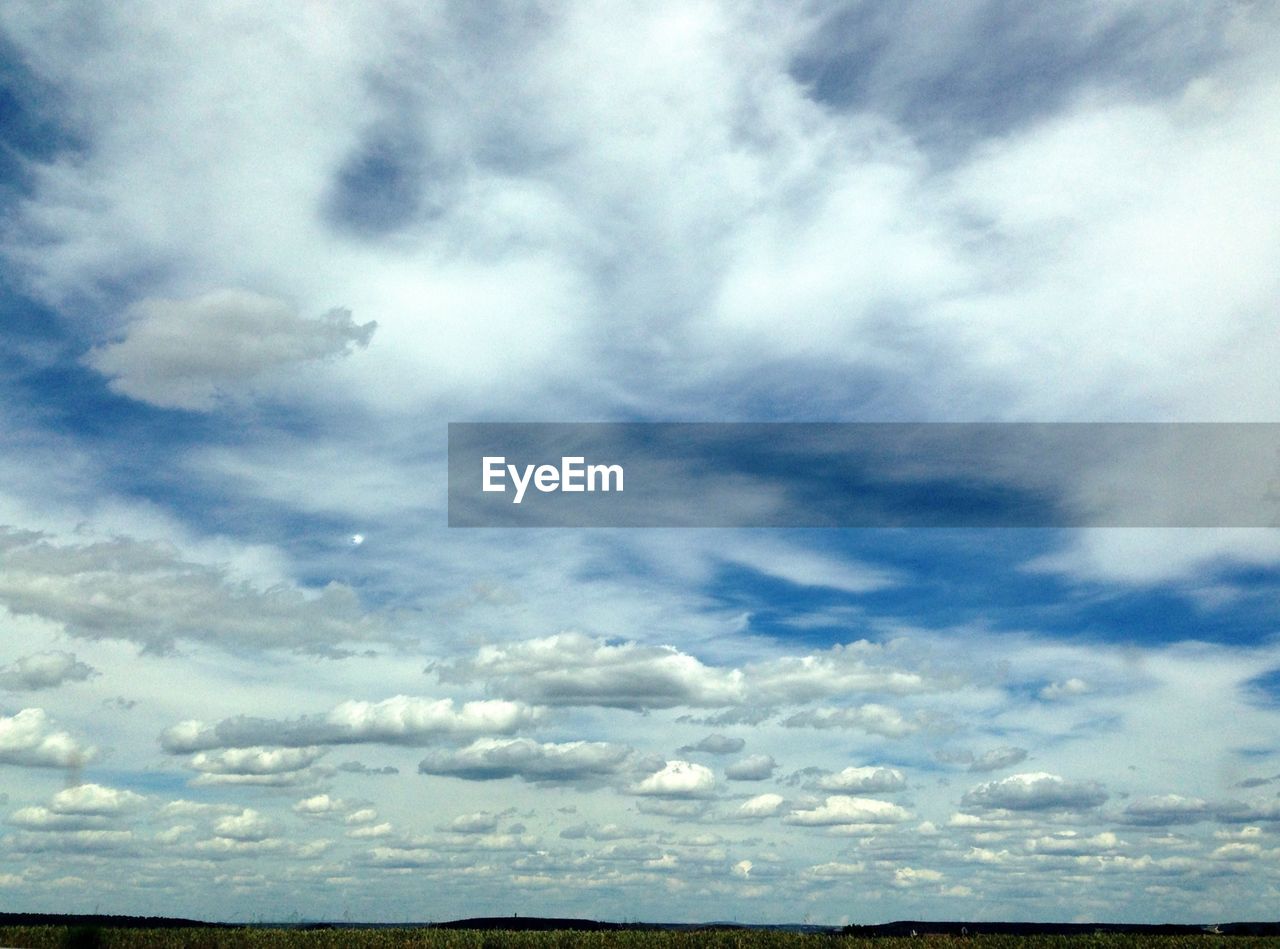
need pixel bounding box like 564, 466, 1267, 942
2, 0, 1280, 926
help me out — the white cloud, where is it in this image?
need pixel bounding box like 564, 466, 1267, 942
0, 651, 97, 691
0, 708, 95, 769
784, 795, 910, 827
632, 760, 717, 798
188, 746, 327, 776
213, 809, 277, 842
735, 793, 785, 819
50, 784, 144, 815
438, 632, 746, 710
1039, 678, 1092, 701
85, 290, 376, 411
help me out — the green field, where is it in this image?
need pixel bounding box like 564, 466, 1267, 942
1, 929, 1277, 949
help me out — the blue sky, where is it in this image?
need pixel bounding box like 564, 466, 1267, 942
2, 0, 1280, 926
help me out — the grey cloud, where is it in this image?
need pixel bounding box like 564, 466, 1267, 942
439, 634, 947, 714
0, 652, 97, 691
1117, 795, 1213, 826
417, 737, 633, 784
969, 747, 1029, 773
678, 734, 745, 755
724, 754, 777, 782
789, 1, 1232, 148
160, 696, 540, 752
337, 760, 400, 776
962, 772, 1108, 812
812, 766, 907, 793
85, 290, 376, 411
0, 529, 377, 655
780, 704, 924, 738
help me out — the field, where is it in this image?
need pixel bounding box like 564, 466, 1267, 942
1, 929, 1278, 949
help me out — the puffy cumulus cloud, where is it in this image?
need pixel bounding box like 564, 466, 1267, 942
735, 793, 785, 819
212, 809, 277, 843
437, 633, 745, 710
85, 291, 376, 411
160, 696, 540, 752
1118, 794, 1213, 826
784, 795, 910, 827
632, 760, 717, 798
813, 766, 907, 793
678, 734, 745, 755
293, 794, 348, 818
0, 529, 376, 654
968, 747, 1030, 773
444, 811, 502, 834
49, 784, 144, 816
724, 754, 777, 782
418, 737, 633, 784
780, 703, 923, 738
961, 772, 1108, 812
0, 708, 95, 769
188, 746, 327, 776
1027, 831, 1123, 856
0, 651, 97, 691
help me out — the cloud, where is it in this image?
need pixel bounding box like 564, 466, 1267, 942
188, 746, 327, 776
961, 772, 1109, 812
1039, 678, 1091, 701
160, 696, 540, 752
336, 761, 399, 776
632, 760, 717, 798
1118, 794, 1213, 826
968, 747, 1029, 773
418, 737, 633, 784
0, 708, 95, 769
0, 651, 97, 691
813, 766, 907, 793
677, 734, 745, 755
437, 632, 745, 710
85, 290, 376, 411
444, 811, 502, 834
784, 796, 910, 827
212, 809, 278, 842
49, 784, 144, 815
724, 755, 777, 781
780, 704, 923, 737
735, 793, 784, 819
0, 529, 377, 654
1027, 831, 1122, 856
293, 795, 348, 818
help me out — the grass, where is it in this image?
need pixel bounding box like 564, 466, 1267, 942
0, 929, 1276, 949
